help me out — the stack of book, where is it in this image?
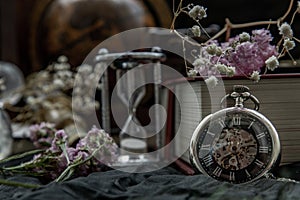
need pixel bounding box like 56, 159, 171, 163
161, 74, 300, 173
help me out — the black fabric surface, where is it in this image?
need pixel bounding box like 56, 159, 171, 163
1, 165, 300, 200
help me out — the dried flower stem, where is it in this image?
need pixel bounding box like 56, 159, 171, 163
54, 146, 102, 182
0, 178, 40, 189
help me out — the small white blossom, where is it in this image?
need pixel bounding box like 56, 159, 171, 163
283, 38, 296, 50
187, 69, 198, 77
191, 25, 201, 37
279, 22, 293, 39
206, 44, 219, 55
188, 5, 207, 20
250, 71, 261, 82
226, 66, 236, 77
265, 55, 279, 71
193, 58, 204, 67
57, 55, 68, 63
239, 32, 251, 42
53, 79, 65, 88
215, 63, 228, 74
205, 75, 218, 87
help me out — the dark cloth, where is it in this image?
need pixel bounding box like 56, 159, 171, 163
2, 165, 300, 200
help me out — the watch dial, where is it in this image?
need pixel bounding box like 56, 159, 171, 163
191, 108, 280, 184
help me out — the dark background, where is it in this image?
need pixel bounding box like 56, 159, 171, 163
0, 0, 299, 76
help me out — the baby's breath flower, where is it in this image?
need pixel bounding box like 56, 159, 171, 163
193, 58, 205, 67
57, 55, 68, 63
206, 44, 218, 55
265, 55, 279, 71
205, 75, 218, 87
191, 25, 201, 37
188, 5, 207, 20
279, 22, 293, 39
239, 32, 251, 42
215, 63, 228, 74
250, 71, 261, 82
226, 66, 236, 77
283, 38, 296, 50
187, 69, 198, 77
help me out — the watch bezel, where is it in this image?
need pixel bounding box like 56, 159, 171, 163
189, 106, 281, 184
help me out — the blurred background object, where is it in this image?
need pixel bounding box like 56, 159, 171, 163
0, 0, 172, 75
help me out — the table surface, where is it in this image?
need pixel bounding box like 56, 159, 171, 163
2, 163, 300, 200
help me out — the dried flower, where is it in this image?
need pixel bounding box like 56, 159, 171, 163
226, 66, 236, 77
205, 75, 218, 88
189, 5, 207, 20
279, 22, 293, 39
191, 25, 201, 37
187, 69, 198, 77
57, 55, 68, 63
49, 130, 68, 153
206, 43, 222, 55
1, 124, 118, 183
250, 71, 261, 82
215, 63, 228, 74
239, 32, 251, 42
29, 122, 57, 148
283, 38, 296, 50
265, 55, 279, 71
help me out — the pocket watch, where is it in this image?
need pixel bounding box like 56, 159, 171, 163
189, 85, 281, 184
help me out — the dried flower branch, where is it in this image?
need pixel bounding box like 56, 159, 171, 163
0, 124, 118, 187
171, 0, 300, 84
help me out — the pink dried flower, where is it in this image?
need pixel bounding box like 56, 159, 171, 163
29, 122, 57, 148
49, 130, 68, 153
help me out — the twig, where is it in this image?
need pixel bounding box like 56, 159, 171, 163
0, 178, 41, 189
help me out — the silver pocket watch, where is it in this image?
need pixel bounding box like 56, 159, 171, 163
190, 85, 281, 184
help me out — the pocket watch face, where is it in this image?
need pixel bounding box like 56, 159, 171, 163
190, 107, 280, 184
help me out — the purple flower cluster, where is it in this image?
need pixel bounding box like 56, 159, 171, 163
29, 122, 57, 148
193, 29, 278, 77
28, 123, 118, 181
223, 29, 278, 75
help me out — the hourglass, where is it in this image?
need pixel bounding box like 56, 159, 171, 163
0, 62, 24, 159
116, 62, 148, 163
95, 48, 165, 165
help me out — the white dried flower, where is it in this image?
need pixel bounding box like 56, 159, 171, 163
226, 66, 236, 77
265, 55, 279, 71
283, 38, 296, 50
206, 44, 218, 55
58, 55, 68, 63
191, 25, 201, 37
189, 5, 207, 20
193, 58, 205, 67
239, 32, 251, 42
250, 71, 261, 82
215, 63, 228, 74
279, 22, 293, 39
205, 75, 218, 87
53, 79, 65, 88
187, 69, 198, 77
